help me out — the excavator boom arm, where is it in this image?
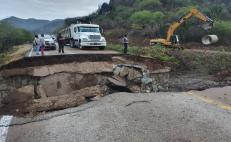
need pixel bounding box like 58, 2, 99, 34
166, 8, 213, 42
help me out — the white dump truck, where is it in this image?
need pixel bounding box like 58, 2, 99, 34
61, 24, 107, 50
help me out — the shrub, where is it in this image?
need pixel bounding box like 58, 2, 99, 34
130, 10, 154, 28
130, 10, 165, 28
211, 21, 231, 44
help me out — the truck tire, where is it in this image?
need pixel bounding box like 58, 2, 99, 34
99, 46, 105, 50
70, 40, 75, 48
78, 40, 83, 50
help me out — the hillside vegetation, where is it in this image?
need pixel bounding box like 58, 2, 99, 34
67, 0, 231, 45
0, 22, 33, 53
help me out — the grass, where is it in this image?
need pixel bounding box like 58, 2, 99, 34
107, 44, 179, 63
169, 49, 231, 74
0, 44, 31, 65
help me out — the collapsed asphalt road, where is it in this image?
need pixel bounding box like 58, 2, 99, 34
1, 86, 231, 142
1, 44, 231, 142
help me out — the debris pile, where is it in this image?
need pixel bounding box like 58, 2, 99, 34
109, 64, 157, 93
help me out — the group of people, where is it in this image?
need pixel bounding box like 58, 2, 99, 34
34, 33, 128, 55
33, 34, 45, 56
33, 33, 65, 56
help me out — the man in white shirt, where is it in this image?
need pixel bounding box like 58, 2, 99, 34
39, 34, 45, 56
122, 34, 128, 54
33, 35, 40, 55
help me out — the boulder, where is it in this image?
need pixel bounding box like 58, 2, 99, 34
108, 77, 127, 88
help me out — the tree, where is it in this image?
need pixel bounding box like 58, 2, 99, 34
137, 0, 162, 10
152, 11, 165, 24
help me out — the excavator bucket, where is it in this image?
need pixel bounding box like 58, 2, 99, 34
201, 22, 213, 30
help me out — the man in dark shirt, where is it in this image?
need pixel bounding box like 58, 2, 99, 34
57, 33, 65, 53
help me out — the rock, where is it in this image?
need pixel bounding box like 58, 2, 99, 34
108, 77, 127, 88
24, 95, 87, 113
70, 85, 108, 98
119, 67, 130, 77
113, 66, 122, 76
0, 83, 8, 90
129, 85, 141, 93
151, 67, 171, 74
17, 85, 34, 95
152, 84, 159, 92
21, 78, 29, 86
37, 85, 47, 99
141, 74, 153, 85
127, 69, 142, 81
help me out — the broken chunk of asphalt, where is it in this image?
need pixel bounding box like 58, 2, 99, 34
107, 77, 131, 92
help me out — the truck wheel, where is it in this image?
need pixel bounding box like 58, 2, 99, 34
79, 45, 84, 50
99, 46, 105, 50
70, 40, 75, 48
78, 40, 83, 50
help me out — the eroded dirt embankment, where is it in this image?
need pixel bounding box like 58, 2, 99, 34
168, 49, 231, 91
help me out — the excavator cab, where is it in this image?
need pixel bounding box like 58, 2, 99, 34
171, 35, 180, 45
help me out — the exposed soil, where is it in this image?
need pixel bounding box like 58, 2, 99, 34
183, 42, 231, 52
168, 70, 231, 92
0, 54, 172, 116
0, 52, 230, 117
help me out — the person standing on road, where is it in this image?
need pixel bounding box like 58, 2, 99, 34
39, 34, 45, 56
33, 35, 40, 55
57, 33, 65, 54
122, 34, 129, 54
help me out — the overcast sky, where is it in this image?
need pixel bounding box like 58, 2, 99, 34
0, 0, 110, 20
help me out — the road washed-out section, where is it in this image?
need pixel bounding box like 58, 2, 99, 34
0, 54, 171, 116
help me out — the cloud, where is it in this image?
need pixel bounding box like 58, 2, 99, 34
0, 0, 110, 20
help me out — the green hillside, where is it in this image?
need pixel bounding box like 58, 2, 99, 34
67, 0, 231, 45
0, 22, 33, 53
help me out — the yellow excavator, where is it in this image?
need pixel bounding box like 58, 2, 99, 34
150, 8, 214, 48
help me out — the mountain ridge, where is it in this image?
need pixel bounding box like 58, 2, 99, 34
1, 16, 64, 34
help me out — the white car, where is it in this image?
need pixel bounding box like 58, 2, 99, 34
39, 35, 57, 50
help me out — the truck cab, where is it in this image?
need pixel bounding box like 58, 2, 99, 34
68, 24, 107, 50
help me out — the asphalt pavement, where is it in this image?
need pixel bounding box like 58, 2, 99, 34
27, 45, 119, 57
1, 86, 231, 142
